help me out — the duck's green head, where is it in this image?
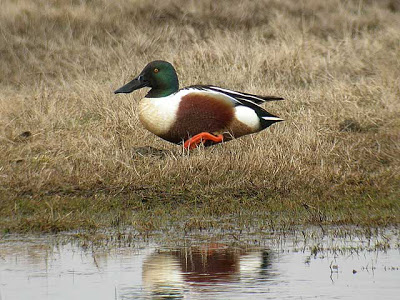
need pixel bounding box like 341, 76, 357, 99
114, 60, 179, 98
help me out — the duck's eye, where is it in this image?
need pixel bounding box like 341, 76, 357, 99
154, 68, 159, 73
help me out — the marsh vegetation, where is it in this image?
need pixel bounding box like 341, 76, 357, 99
0, 0, 399, 232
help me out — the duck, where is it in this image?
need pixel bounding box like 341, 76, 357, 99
114, 60, 283, 149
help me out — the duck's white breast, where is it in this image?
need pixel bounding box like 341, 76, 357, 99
138, 90, 192, 136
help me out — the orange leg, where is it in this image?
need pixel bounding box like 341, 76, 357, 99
183, 132, 224, 150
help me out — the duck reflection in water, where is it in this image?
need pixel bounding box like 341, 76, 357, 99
142, 243, 275, 298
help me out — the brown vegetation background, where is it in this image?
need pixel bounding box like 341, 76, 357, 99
0, 0, 399, 231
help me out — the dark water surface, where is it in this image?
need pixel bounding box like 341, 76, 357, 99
0, 228, 399, 299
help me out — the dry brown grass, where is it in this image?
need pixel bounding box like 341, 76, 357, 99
0, 0, 399, 232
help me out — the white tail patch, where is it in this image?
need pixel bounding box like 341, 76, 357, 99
234, 106, 260, 131
262, 116, 283, 121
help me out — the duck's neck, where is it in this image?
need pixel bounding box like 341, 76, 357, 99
146, 73, 179, 98
146, 87, 178, 98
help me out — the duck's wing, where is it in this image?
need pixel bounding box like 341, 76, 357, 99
185, 85, 284, 104
182, 85, 283, 128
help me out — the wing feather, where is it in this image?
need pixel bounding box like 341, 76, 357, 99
184, 85, 284, 104
180, 86, 284, 129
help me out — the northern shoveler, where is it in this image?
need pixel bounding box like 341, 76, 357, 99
115, 60, 283, 149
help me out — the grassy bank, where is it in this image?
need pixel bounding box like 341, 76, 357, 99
0, 0, 399, 233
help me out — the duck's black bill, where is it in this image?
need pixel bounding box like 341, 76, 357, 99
114, 76, 147, 94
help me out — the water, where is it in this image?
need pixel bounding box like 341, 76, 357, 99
0, 230, 399, 299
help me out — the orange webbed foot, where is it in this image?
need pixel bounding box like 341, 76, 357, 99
183, 132, 224, 150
